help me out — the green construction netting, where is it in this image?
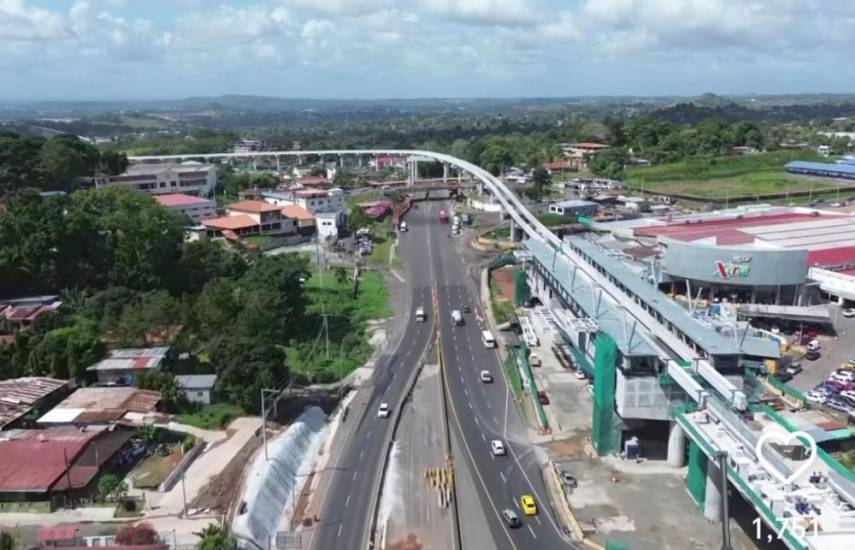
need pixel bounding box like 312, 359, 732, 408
605, 540, 632, 550
686, 440, 707, 510
513, 268, 531, 306
592, 332, 621, 455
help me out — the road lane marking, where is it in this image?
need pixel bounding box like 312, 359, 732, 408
337, 525, 343, 538
353, 471, 358, 481
486, 400, 492, 409
513, 500, 520, 510
366, 430, 372, 439
535, 516, 542, 526
345, 495, 351, 508
492, 415, 499, 424
359, 449, 365, 460
481, 433, 486, 442
467, 402, 473, 410
500, 472, 506, 483
527, 525, 537, 539
463, 388, 468, 397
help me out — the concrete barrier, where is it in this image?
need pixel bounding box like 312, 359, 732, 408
159, 441, 206, 492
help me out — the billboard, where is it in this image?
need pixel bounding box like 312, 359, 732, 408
662, 240, 808, 286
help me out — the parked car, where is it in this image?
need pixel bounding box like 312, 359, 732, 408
560, 471, 578, 488
806, 351, 821, 361
843, 308, 855, 318
831, 371, 855, 385
825, 397, 853, 414
806, 391, 828, 404
785, 362, 803, 375
573, 369, 586, 380
774, 370, 794, 383
537, 390, 550, 405
501, 509, 521, 528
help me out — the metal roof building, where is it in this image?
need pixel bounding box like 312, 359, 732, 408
785, 160, 855, 180
0, 377, 71, 431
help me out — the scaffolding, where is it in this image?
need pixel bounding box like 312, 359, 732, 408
592, 332, 621, 455
513, 268, 531, 306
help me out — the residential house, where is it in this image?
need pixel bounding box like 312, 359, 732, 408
37, 387, 161, 427
0, 428, 135, 511
0, 377, 72, 431
280, 204, 316, 234
561, 142, 610, 170
316, 211, 344, 241
86, 347, 171, 386
175, 375, 217, 405
201, 200, 296, 239
0, 296, 62, 338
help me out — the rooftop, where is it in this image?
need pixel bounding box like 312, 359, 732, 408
0, 377, 70, 430
281, 204, 314, 221
786, 160, 855, 175
227, 200, 282, 213
202, 215, 259, 231
551, 199, 596, 208
86, 347, 169, 373
124, 162, 214, 176
154, 194, 213, 208
38, 387, 160, 425
176, 374, 217, 390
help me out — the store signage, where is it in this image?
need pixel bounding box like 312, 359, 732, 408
714, 255, 752, 279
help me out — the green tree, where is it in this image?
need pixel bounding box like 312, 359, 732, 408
1, 530, 18, 550
173, 241, 248, 295
39, 135, 100, 188
334, 266, 348, 285
588, 147, 629, 180
99, 150, 129, 176
97, 474, 127, 499
194, 523, 236, 550
0, 132, 46, 196
135, 370, 186, 413
193, 279, 241, 339
347, 206, 370, 235
211, 336, 287, 413
28, 322, 103, 380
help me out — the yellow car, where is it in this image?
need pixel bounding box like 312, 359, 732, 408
520, 495, 538, 515
839, 362, 855, 371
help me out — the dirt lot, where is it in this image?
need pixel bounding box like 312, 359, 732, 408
491, 266, 516, 301
191, 428, 262, 514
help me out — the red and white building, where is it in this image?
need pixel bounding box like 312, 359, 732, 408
154, 193, 217, 223
561, 142, 610, 170
201, 200, 296, 239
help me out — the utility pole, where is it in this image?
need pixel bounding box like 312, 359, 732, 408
260, 388, 279, 460
181, 472, 188, 517
718, 451, 733, 550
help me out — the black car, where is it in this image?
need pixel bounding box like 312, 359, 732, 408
561, 471, 578, 488
774, 370, 794, 383
501, 509, 521, 528
462, 305, 472, 313
806, 351, 821, 361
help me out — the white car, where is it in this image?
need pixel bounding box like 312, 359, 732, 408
806, 391, 828, 405
841, 390, 855, 402
480, 370, 494, 383
377, 403, 391, 418
491, 440, 506, 456
831, 371, 855, 385
843, 308, 855, 318
573, 369, 586, 380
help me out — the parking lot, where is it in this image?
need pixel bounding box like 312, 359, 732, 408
789, 305, 855, 393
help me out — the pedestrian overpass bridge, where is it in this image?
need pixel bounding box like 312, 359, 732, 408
130, 150, 855, 549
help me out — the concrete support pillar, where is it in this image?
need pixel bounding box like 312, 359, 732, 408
458, 168, 462, 183
275, 156, 281, 173
509, 218, 517, 242
443, 163, 449, 183
704, 460, 723, 522
478, 182, 484, 197
667, 421, 686, 468
252, 158, 258, 171
358, 156, 363, 168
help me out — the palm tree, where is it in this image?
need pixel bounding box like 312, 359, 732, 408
194, 523, 236, 550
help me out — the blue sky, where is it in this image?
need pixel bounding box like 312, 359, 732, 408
2, 0, 855, 100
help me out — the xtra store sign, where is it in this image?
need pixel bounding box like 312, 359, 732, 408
714, 255, 752, 279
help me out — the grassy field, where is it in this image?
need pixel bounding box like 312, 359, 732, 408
287, 269, 391, 382
243, 235, 273, 247
625, 150, 837, 200
367, 220, 396, 265
176, 403, 243, 430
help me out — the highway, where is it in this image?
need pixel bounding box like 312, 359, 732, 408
308, 205, 436, 550
428, 203, 574, 549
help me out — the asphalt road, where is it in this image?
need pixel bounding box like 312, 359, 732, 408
309, 205, 437, 550
428, 204, 575, 549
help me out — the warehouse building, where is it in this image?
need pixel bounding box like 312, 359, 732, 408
785, 160, 855, 181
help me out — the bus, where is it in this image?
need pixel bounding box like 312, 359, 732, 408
481, 330, 496, 348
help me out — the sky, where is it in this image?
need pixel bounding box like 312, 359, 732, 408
2, 0, 855, 101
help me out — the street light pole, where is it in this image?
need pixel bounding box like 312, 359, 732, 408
260, 388, 279, 461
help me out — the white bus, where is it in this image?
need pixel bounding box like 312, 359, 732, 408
481, 330, 496, 348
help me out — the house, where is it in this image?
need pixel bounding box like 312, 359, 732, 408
0, 296, 63, 338
280, 204, 316, 234
175, 374, 217, 405
263, 188, 345, 215
101, 162, 217, 197
561, 142, 610, 170
37, 387, 161, 427
86, 347, 171, 386
542, 161, 575, 176
38, 524, 80, 547
0, 427, 134, 511
202, 200, 296, 239
317, 211, 344, 241
153, 194, 217, 223
548, 200, 598, 218
0, 377, 72, 431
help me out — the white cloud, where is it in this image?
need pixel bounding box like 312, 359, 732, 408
420, 0, 542, 26
0, 0, 68, 40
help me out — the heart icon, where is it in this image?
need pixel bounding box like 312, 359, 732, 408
755, 430, 818, 485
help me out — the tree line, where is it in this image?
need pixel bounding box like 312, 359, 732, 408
0, 186, 311, 413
